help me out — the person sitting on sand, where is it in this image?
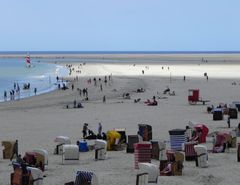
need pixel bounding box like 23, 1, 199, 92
102, 132, 107, 140
134, 98, 141, 103
161, 162, 172, 175
213, 143, 226, 153
77, 102, 83, 108
163, 87, 170, 94
85, 130, 97, 139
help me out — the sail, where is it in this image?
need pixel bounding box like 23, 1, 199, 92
26, 55, 31, 67
26, 55, 30, 64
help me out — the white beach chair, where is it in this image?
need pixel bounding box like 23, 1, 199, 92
95, 139, 107, 160
33, 149, 48, 165
138, 163, 158, 183
54, 136, 71, 155
194, 145, 208, 168
136, 173, 148, 185
27, 167, 43, 185
62, 144, 79, 164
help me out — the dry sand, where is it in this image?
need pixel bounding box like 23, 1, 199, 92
0, 56, 240, 185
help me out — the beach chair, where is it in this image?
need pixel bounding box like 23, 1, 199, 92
136, 173, 148, 185
169, 129, 186, 151
138, 124, 152, 141
159, 160, 168, 174
24, 152, 37, 166
232, 101, 240, 111
160, 151, 184, 176
194, 124, 209, 143
213, 133, 226, 153
54, 136, 71, 155
27, 167, 43, 185
160, 162, 173, 176
134, 143, 152, 169
114, 128, 127, 144
126, 135, 139, 153
184, 141, 197, 161
172, 152, 184, 176
62, 144, 79, 164
11, 166, 34, 185
166, 150, 175, 162
213, 108, 223, 120
95, 139, 107, 160
2, 141, 15, 159
151, 140, 160, 160
106, 130, 122, 151
194, 145, 208, 168
138, 163, 158, 183
65, 171, 98, 185
32, 149, 48, 171
228, 107, 238, 119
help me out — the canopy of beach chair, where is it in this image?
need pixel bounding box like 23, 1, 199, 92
54, 136, 71, 144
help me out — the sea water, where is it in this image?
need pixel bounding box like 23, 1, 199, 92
0, 58, 68, 102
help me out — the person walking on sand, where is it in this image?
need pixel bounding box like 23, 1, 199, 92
100, 84, 103, 91
103, 95, 106, 103
10, 140, 18, 161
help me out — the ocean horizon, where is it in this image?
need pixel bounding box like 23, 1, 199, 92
1, 51, 240, 55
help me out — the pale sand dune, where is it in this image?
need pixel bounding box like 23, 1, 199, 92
0, 60, 240, 185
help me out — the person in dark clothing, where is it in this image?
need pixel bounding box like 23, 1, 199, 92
34, 88, 37, 95
10, 140, 18, 161
16, 154, 24, 165
82, 123, 88, 138
227, 116, 231, 128
102, 132, 107, 140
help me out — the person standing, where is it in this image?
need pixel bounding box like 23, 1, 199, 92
103, 95, 106, 103
82, 123, 88, 138
4, 90, 7, 101
98, 123, 102, 136
34, 88, 37, 95
10, 140, 18, 161
227, 116, 231, 128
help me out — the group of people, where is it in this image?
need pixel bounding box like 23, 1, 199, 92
82, 123, 107, 140
3, 82, 37, 101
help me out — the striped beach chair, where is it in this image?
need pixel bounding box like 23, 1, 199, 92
184, 141, 197, 161
169, 129, 186, 151
74, 171, 98, 185
166, 150, 175, 162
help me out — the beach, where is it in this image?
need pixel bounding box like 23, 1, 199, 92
1, 54, 240, 185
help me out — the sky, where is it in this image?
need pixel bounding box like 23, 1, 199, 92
0, 0, 240, 51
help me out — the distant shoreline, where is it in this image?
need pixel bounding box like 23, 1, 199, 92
0, 53, 240, 63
